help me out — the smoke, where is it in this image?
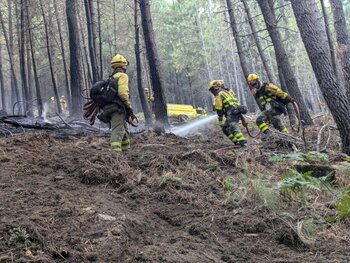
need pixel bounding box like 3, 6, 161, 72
42, 102, 50, 123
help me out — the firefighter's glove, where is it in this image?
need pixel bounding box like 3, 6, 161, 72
218, 120, 225, 126
238, 105, 248, 114
265, 103, 272, 111
286, 95, 295, 103
128, 114, 139, 127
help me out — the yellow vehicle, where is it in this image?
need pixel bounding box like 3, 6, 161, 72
167, 104, 207, 118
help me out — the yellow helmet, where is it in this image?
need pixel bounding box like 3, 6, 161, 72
111, 54, 128, 68
208, 80, 224, 90
247, 74, 259, 83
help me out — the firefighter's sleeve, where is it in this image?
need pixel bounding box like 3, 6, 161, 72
116, 72, 132, 109
214, 95, 224, 124
267, 83, 293, 102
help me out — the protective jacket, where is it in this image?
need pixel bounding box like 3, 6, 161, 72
112, 72, 132, 111
255, 83, 291, 134
255, 83, 292, 111
214, 89, 240, 123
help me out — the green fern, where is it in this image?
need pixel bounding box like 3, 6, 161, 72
280, 169, 322, 203
335, 191, 350, 220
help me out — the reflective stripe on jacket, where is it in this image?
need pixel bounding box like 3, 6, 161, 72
256, 83, 289, 108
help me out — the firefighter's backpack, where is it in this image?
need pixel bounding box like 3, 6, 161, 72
90, 77, 119, 107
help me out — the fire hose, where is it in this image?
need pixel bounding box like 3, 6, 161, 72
241, 115, 261, 138
241, 101, 301, 138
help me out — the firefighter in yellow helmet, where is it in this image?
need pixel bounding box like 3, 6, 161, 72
209, 80, 247, 147
247, 73, 295, 135
144, 87, 155, 114
106, 54, 136, 152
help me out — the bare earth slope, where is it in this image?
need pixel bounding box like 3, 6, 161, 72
0, 131, 349, 262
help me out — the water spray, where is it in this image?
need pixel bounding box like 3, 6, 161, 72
170, 114, 217, 137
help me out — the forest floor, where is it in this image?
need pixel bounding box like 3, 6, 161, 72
0, 117, 350, 263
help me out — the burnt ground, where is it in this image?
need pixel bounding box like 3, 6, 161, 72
0, 123, 349, 263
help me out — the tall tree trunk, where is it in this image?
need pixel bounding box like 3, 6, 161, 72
0, 44, 5, 109
241, 0, 274, 83
84, 0, 99, 83
40, 0, 62, 113
134, 0, 153, 128
97, 0, 103, 78
54, 0, 71, 110
331, 0, 350, 101
27, 5, 43, 117
321, 0, 338, 77
19, 0, 29, 114
113, 0, 117, 52
257, 0, 313, 125
0, 7, 20, 111
225, 0, 259, 110
66, 0, 83, 117
139, 0, 169, 132
291, 0, 350, 154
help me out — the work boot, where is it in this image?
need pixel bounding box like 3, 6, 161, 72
264, 129, 272, 136
239, 140, 247, 148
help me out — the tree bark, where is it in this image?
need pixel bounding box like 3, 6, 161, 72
0, 43, 5, 109
66, 0, 83, 117
139, 0, 169, 132
291, 0, 350, 154
84, 0, 99, 83
257, 0, 313, 125
26, 0, 43, 116
19, 0, 30, 115
40, 0, 62, 113
321, 0, 338, 77
54, 0, 71, 110
330, 0, 350, 101
134, 0, 153, 128
0, 7, 20, 111
97, 0, 103, 78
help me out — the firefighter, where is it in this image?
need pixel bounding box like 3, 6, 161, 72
108, 54, 136, 152
247, 73, 295, 135
60, 95, 68, 113
209, 80, 247, 147
144, 87, 155, 114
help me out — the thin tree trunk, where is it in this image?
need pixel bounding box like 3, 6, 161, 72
97, 0, 103, 78
84, 0, 99, 83
54, 0, 71, 110
66, 0, 83, 116
291, 0, 350, 154
321, 0, 338, 77
0, 7, 20, 111
226, 0, 258, 111
27, 5, 43, 117
139, 0, 169, 131
113, 0, 117, 52
257, 0, 313, 125
40, 0, 61, 113
331, 0, 350, 100
19, 0, 29, 115
134, 0, 153, 128
0, 43, 5, 109
241, 0, 274, 82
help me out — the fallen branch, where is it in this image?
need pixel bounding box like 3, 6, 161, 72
0, 118, 56, 130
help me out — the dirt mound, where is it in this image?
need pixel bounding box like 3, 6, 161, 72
0, 130, 349, 262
